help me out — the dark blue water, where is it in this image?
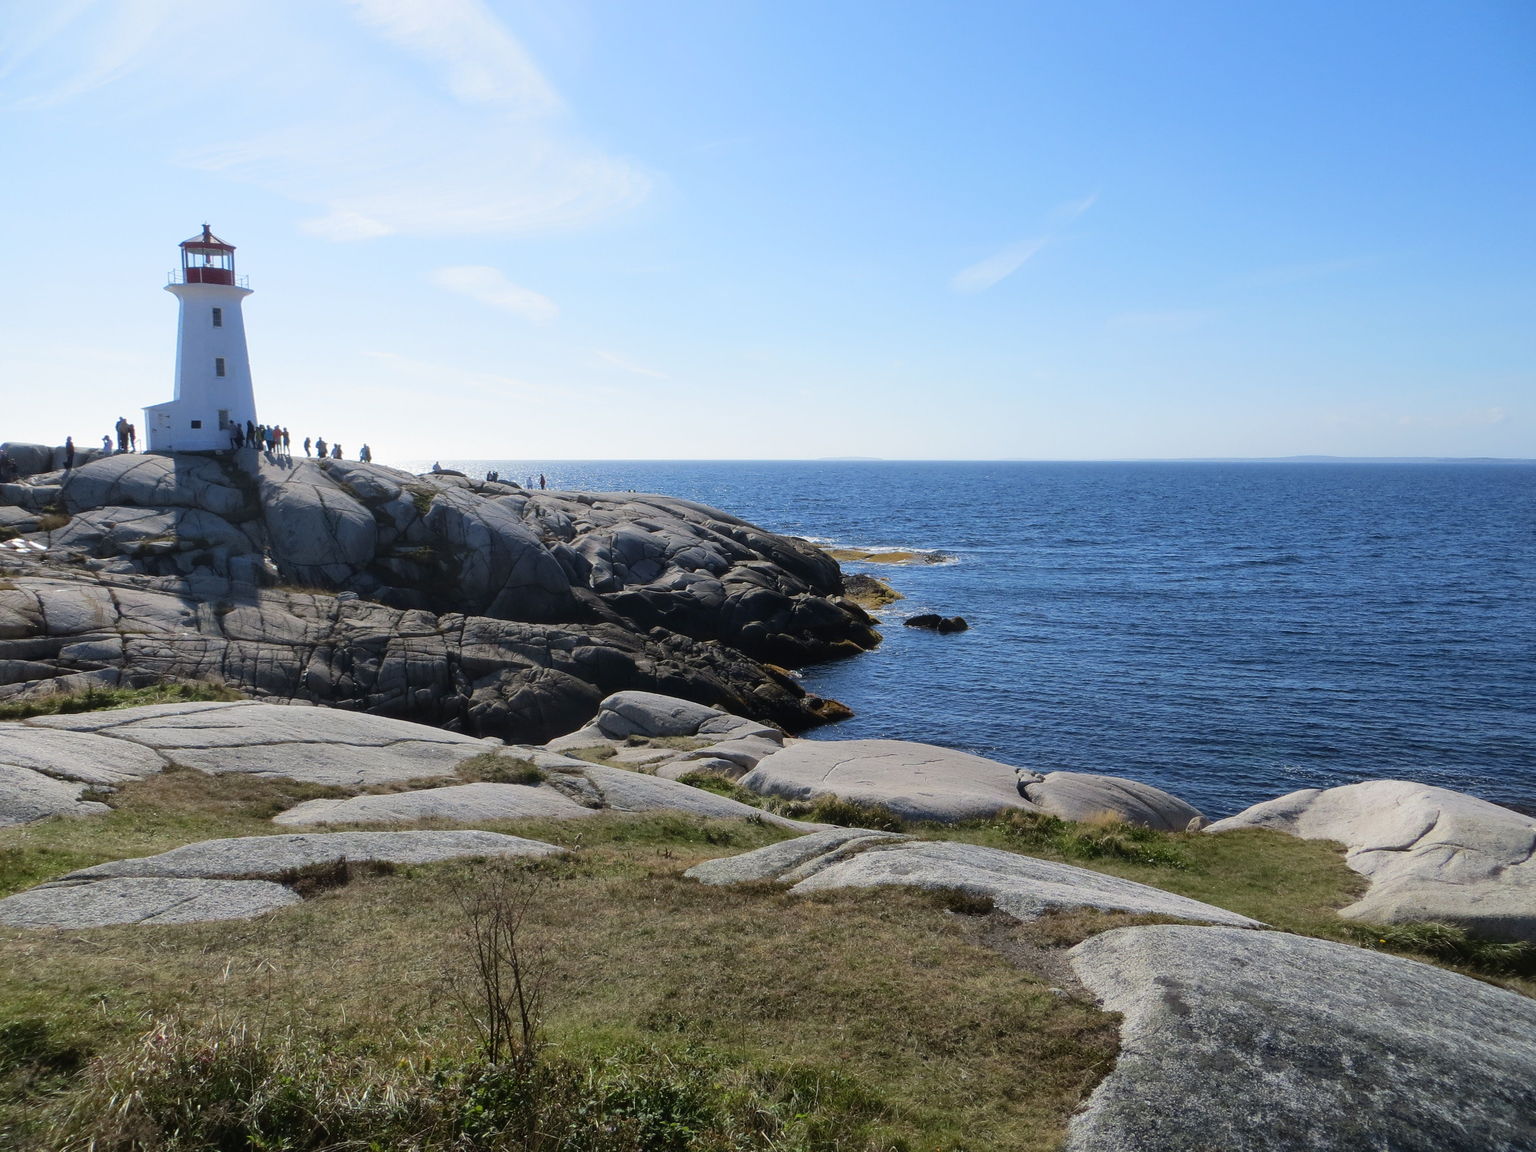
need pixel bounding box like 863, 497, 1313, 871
419, 460, 1536, 818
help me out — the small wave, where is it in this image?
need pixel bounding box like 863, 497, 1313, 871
1227, 553, 1305, 567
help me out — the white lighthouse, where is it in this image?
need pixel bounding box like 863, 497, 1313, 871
143, 226, 258, 452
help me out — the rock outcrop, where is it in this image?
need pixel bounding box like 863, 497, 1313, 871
0, 829, 561, 929
1018, 770, 1206, 832
1065, 925, 1536, 1151
739, 738, 1040, 822
0, 453, 879, 742
1207, 780, 1536, 940
687, 832, 1262, 927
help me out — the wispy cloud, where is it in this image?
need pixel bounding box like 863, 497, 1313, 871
594, 350, 669, 380
430, 265, 558, 323
343, 0, 559, 114
951, 193, 1098, 294
5, 0, 649, 240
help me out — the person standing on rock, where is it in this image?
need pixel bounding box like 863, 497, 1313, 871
115, 417, 129, 453
539, 473, 547, 490
331, 443, 343, 460
315, 437, 327, 458
281, 428, 291, 456
303, 436, 312, 457
127, 422, 136, 451
101, 435, 113, 455
359, 444, 372, 463
62, 436, 75, 470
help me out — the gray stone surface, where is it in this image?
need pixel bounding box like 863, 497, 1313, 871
686, 828, 910, 885
1066, 925, 1536, 1151
594, 691, 732, 739
57, 829, 563, 880
558, 763, 810, 829
0, 723, 168, 825
2, 450, 877, 744
689, 834, 1260, 926
1207, 780, 1536, 940
27, 701, 491, 788
741, 739, 1040, 822
274, 784, 596, 826
0, 877, 300, 929
1018, 770, 1205, 831
0, 829, 563, 929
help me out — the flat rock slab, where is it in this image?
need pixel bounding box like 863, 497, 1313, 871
54, 829, 563, 881
274, 784, 597, 826
564, 764, 812, 829
686, 828, 910, 886
0, 723, 169, 826
1, 830, 563, 929
689, 834, 1261, 926
1019, 771, 1205, 831
1066, 925, 1536, 1151
740, 738, 1039, 822
25, 701, 493, 788
1207, 780, 1536, 940
0, 877, 300, 929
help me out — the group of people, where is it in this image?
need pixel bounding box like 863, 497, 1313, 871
107, 417, 138, 454
231, 422, 289, 453
479, 469, 547, 490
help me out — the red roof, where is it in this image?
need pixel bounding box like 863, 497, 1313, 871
180, 224, 234, 251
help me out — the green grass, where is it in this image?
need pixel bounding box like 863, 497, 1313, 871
0, 681, 243, 723
1341, 920, 1536, 978
454, 752, 548, 786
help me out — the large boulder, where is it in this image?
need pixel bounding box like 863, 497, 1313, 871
0, 723, 168, 825
58, 454, 249, 519
1206, 780, 1536, 940
273, 782, 596, 826
1019, 771, 1205, 831
740, 738, 1039, 822
1065, 925, 1536, 1151
687, 835, 1262, 927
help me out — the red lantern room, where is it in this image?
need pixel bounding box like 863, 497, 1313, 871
180, 224, 237, 285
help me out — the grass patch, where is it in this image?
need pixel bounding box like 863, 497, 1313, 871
0, 824, 1122, 1152
1341, 920, 1536, 980
34, 513, 69, 533
560, 743, 621, 766
0, 767, 349, 897
981, 810, 1192, 869
0, 681, 243, 722
454, 752, 548, 786
623, 734, 714, 752
766, 795, 909, 832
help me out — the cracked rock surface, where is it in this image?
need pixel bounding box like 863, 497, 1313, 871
1064, 924, 1536, 1151
1206, 780, 1536, 940
686, 832, 1262, 926
0, 829, 561, 929
1, 453, 876, 743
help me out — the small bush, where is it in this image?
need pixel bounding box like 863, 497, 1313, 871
987, 810, 1191, 869
35, 513, 69, 533
1343, 920, 1536, 978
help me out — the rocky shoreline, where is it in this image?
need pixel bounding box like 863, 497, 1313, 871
1, 448, 878, 740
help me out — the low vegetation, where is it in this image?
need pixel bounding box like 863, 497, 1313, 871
0, 762, 1528, 1149
0, 681, 243, 723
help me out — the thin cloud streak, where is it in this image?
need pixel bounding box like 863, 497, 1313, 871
343, 0, 560, 114
595, 350, 669, 380
431, 266, 558, 323
950, 192, 1098, 294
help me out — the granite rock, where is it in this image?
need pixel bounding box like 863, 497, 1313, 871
1065, 925, 1536, 1151
1206, 780, 1536, 940
274, 783, 597, 826
740, 738, 1040, 822
0, 877, 300, 929
1019, 770, 1205, 831
689, 834, 1261, 926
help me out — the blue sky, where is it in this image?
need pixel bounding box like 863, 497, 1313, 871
2, 0, 1532, 462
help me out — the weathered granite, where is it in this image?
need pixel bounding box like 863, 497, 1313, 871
0, 723, 168, 825
685, 828, 910, 886
1018, 770, 1205, 831
274, 783, 597, 826
0, 829, 562, 928
740, 739, 1040, 822
0, 877, 300, 929
55, 829, 562, 880
1206, 780, 1536, 940
16, 456, 878, 740
1066, 925, 1536, 1151
689, 834, 1261, 926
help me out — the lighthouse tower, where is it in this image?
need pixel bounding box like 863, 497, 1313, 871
143, 226, 257, 452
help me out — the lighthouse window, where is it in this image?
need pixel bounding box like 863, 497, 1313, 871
215, 357, 226, 377
212, 307, 223, 328
190, 420, 203, 429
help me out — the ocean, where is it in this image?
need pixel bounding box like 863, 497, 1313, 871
413, 459, 1536, 819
